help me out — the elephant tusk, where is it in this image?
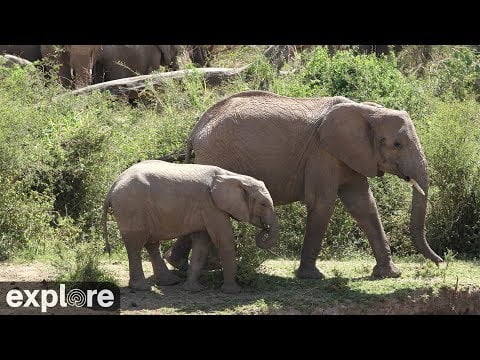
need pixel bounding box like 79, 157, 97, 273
409, 178, 425, 196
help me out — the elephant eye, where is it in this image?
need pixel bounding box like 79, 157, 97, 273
394, 141, 402, 149
261, 203, 268, 207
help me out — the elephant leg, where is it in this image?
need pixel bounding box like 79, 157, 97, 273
164, 235, 191, 272
296, 199, 336, 279
183, 232, 210, 292
123, 231, 150, 291
338, 175, 401, 278
144, 241, 181, 286
298, 156, 340, 279
204, 211, 241, 294
205, 243, 222, 270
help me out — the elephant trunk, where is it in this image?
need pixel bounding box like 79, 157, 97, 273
69, 46, 96, 89
74, 72, 91, 89
409, 165, 443, 264
255, 213, 279, 250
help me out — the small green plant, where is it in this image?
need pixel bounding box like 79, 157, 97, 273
54, 242, 116, 284
443, 248, 458, 268
414, 261, 440, 279
326, 267, 349, 292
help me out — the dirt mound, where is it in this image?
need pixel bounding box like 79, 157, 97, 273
304, 286, 480, 315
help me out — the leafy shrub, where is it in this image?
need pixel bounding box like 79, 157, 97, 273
0, 177, 56, 260
233, 222, 271, 287
423, 47, 480, 101
295, 47, 429, 114
422, 100, 480, 256
54, 240, 117, 283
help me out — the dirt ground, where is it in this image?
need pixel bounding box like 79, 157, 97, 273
0, 259, 479, 315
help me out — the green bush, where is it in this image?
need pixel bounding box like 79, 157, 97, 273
423, 47, 480, 101
293, 47, 429, 113
422, 100, 480, 256
0, 177, 55, 260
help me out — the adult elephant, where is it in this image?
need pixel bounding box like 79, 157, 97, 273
0, 45, 42, 61
165, 90, 443, 279
40, 45, 103, 89
94, 45, 181, 82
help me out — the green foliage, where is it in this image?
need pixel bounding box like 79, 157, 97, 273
54, 240, 117, 283
421, 100, 480, 255
294, 47, 428, 113
275, 203, 307, 257
0, 177, 55, 260
233, 222, 271, 287
423, 47, 480, 101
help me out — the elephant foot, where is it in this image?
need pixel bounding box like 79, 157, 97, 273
155, 272, 181, 286
183, 280, 205, 292
164, 248, 189, 272
221, 282, 242, 294
295, 265, 326, 280
129, 279, 151, 292
372, 261, 401, 279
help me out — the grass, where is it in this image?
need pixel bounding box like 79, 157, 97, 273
103, 255, 480, 315
2, 244, 479, 314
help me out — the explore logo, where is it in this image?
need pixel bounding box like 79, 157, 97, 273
1, 282, 120, 314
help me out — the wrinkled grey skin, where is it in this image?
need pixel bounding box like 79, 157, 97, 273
40, 45, 103, 89
0, 45, 42, 61
166, 90, 443, 279
103, 160, 279, 294
94, 45, 181, 82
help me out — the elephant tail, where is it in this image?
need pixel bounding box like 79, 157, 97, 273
185, 136, 194, 164
102, 190, 112, 256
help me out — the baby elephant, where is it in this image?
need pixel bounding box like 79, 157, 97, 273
102, 160, 279, 294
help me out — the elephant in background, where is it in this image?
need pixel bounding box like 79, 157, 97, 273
103, 160, 278, 294
186, 45, 214, 67
93, 45, 181, 83
0, 45, 42, 61
165, 90, 443, 279
40, 45, 103, 89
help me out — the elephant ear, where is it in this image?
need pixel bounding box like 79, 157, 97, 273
210, 174, 250, 223
317, 102, 379, 177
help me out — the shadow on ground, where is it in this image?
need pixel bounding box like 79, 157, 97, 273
118, 270, 480, 315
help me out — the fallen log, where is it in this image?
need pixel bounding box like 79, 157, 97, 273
67, 66, 249, 97
0, 54, 33, 67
